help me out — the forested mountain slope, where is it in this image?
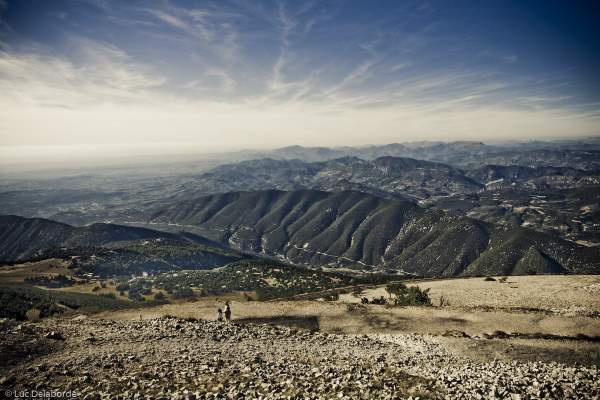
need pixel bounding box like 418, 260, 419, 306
146, 190, 600, 276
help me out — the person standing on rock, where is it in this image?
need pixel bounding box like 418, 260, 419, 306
217, 308, 224, 322
224, 302, 231, 321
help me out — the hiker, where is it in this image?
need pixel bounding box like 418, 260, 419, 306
217, 308, 224, 322
224, 302, 231, 321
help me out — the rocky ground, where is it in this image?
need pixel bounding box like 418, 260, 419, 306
1, 316, 599, 399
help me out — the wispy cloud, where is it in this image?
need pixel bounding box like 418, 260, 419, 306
143, 4, 240, 62
0, 0, 598, 153
0, 38, 164, 108
182, 68, 236, 93
267, 1, 297, 91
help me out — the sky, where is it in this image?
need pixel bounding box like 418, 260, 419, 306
1, 0, 599, 164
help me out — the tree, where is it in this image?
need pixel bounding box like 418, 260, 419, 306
385, 282, 407, 298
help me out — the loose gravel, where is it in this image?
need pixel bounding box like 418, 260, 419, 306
1, 316, 598, 399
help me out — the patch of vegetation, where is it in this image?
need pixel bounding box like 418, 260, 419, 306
322, 292, 339, 301
0, 284, 133, 320
153, 292, 166, 302
385, 282, 431, 306
172, 286, 196, 299
152, 260, 397, 300
128, 279, 153, 296
24, 274, 75, 288
32, 241, 244, 278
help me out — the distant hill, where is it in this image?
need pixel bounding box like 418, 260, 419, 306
171, 156, 482, 201
465, 164, 596, 189
146, 190, 599, 277
0, 215, 182, 261
0, 216, 243, 274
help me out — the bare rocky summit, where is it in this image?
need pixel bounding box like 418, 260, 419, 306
1, 316, 598, 399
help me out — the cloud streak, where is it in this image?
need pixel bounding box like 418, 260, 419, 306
0, 0, 598, 158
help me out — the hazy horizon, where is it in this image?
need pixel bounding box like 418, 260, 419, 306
1, 135, 599, 167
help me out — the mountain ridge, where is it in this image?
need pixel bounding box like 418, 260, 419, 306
172, 156, 482, 202
0, 215, 231, 265
144, 189, 600, 277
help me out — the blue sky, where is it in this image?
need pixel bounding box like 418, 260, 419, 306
1, 0, 599, 162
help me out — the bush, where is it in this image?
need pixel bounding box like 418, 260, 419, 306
386, 282, 431, 306
172, 286, 195, 300
116, 282, 130, 292
128, 291, 145, 302
26, 308, 41, 322
322, 292, 339, 301
99, 293, 116, 299
386, 282, 407, 298
154, 292, 166, 301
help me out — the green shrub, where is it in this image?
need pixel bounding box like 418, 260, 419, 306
0, 285, 130, 320
385, 282, 407, 298
116, 282, 130, 292
128, 291, 145, 301
386, 282, 431, 306
172, 286, 195, 299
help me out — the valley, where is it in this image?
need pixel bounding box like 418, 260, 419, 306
2, 141, 599, 246
2, 140, 600, 399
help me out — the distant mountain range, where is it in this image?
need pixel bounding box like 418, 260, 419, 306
164, 156, 597, 206
144, 190, 599, 277
1, 140, 599, 247
170, 156, 482, 202
251, 141, 600, 171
